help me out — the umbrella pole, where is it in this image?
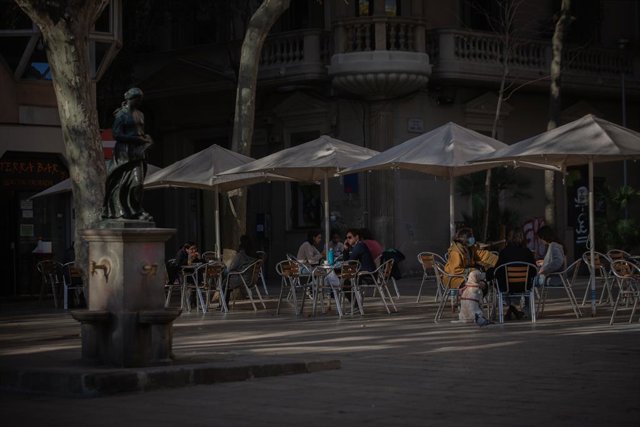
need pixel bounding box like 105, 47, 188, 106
589, 160, 596, 316
323, 173, 330, 259
214, 186, 221, 259
449, 177, 455, 241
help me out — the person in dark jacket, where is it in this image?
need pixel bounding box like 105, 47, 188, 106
494, 228, 537, 319
343, 228, 375, 272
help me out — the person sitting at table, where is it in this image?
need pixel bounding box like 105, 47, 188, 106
493, 227, 537, 320
228, 235, 257, 272
328, 230, 345, 261
297, 230, 324, 264
444, 227, 498, 289
343, 228, 376, 273
360, 228, 383, 264
222, 235, 258, 306
168, 242, 194, 283
187, 244, 202, 266
340, 228, 376, 305
536, 225, 565, 286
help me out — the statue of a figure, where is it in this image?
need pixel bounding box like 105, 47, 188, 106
102, 88, 153, 221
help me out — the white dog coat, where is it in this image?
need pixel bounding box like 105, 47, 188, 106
458, 270, 490, 326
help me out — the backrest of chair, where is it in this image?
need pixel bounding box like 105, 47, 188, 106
247, 259, 263, 285
340, 260, 360, 280
63, 262, 83, 286
607, 249, 631, 263
433, 261, 465, 291
37, 260, 63, 284
276, 260, 300, 278
494, 262, 537, 293
610, 259, 636, 279
380, 258, 394, 281
204, 261, 225, 283
582, 251, 609, 275
417, 252, 443, 273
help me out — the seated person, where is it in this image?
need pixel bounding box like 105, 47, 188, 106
328, 231, 345, 260
343, 228, 375, 273
169, 242, 197, 283
296, 230, 324, 264
444, 227, 498, 289
224, 235, 258, 304
536, 225, 566, 285
494, 228, 537, 320
187, 244, 202, 265
227, 235, 257, 272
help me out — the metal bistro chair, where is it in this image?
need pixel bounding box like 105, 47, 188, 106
581, 251, 614, 307
62, 262, 85, 310
609, 260, 640, 325
310, 263, 343, 317
492, 262, 538, 324
433, 262, 467, 323
538, 259, 583, 319
37, 260, 64, 308
203, 261, 226, 313
223, 259, 266, 312
354, 258, 397, 315
275, 259, 312, 315
607, 249, 632, 264
416, 252, 446, 303
181, 262, 212, 314
338, 260, 361, 316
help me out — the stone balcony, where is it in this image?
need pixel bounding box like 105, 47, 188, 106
259, 29, 331, 87
427, 28, 640, 96
327, 16, 431, 100
259, 25, 639, 98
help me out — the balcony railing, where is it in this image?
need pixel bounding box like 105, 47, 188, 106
259, 29, 331, 82
333, 16, 426, 53
428, 28, 637, 91
257, 24, 638, 94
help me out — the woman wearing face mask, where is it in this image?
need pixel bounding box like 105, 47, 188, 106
444, 227, 498, 289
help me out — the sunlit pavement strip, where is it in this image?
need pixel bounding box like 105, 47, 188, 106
0, 277, 639, 425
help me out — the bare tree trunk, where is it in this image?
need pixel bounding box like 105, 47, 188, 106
16, 1, 109, 281
225, 0, 290, 248
546, 0, 572, 226
483, 66, 508, 242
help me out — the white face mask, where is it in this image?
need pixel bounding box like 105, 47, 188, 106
467, 237, 476, 246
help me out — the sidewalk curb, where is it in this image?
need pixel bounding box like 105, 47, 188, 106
0, 359, 341, 397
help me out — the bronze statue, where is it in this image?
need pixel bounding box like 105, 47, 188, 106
102, 87, 153, 221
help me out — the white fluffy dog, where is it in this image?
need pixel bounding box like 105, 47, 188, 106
458, 270, 491, 326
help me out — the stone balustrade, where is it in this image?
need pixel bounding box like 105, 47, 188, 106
332, 16, 426, 53
428, 28, 638, 91
258, 22, 638, 95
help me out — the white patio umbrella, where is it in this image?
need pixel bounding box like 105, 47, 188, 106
30, 164, 161, 199
340, 122, 517, 240
144, 144, 293, 257
219, 135, 379, 255
471, 114, 640, 316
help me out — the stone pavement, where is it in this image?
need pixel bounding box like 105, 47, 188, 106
1, 277, 639, 426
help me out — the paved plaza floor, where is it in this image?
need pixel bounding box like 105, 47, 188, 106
1, 277, 639, 426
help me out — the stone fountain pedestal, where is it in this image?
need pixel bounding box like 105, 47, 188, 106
71, 222, 180, 367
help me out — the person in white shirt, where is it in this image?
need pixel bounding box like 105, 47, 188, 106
297, 230, 324, 264
536, 226, 565, 286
